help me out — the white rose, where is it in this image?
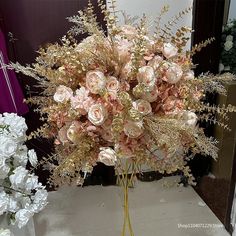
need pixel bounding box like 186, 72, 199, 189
28, 149, 38, 167
7, 196, 19, 213
0, 229, 13, 236
224, 40, 233, 51
15, 209, 33, 228
86, 71, 106, 94
0, 136, 18, 157
31, 189, 48, 212
88, 104, 107, 126
0, 191, 9, 215
53, 85, 73, 103
226, 35, 233, 42
9, 166, 28, 189
137, 66, 156, 89
181, 111, 198, 127
165, 63, 183, 84
13, 145, 28, 167
141, 85, 159, 103
98, 147, 117, 166
133, 99, 152, 115
162, 43, 178, 59
0, 157, 10, 179
2, 113, 27, 138
25, 175, 39, 191
124, 121, 143, 138
106, 76, 120, 92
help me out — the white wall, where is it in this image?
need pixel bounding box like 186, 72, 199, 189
229, 0, 236, 20
108, 0, 193, 48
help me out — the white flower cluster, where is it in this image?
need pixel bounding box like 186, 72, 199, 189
0, 113, 48, 232
224, 34, 234, 51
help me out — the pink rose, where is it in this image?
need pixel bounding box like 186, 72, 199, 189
98, 147, 117, 166
165, 63, 183, 84
53, 85, 73, 103
86, 71, 106, 94
124, 121, 143, 138
133, 99, 152, 115
137, 66, 156, 89
162, 43, 178, 59
88, 104, 107, 126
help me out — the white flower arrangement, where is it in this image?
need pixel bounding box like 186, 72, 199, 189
0, 113, 48, 235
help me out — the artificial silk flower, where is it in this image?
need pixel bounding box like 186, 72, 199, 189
98, 147, 117, 166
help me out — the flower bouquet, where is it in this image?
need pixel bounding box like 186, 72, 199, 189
219, 19, 236, 74
0, 113, 48, 236
10, 1, 236, 235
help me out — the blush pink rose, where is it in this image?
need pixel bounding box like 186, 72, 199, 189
106, 76, 120, 91
70, 86, 94, 114
86, 71, 106, 94
115, 37, 132, 62
162, 43, 178, 59
133, 99, 152, 115
53, 85, 73, 103
165, 63, 183, 84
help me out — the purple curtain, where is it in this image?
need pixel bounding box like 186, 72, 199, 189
0, 29, 28, 115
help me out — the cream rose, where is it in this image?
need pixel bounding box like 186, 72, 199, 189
106, 76, 120, 92
137, 66, 156, 89
165, 63, 183, 84
86, 71, 106, 94
88, 104, 107, 126
53, 85, 73, 103
124, 121, 143, 138
162, 43, 178, 59
183, 70, 194, 80
141, 85, 159, 102
98, 147, 117, 166
66, 124, 78, 143
133, 99, 152, 115
181, 111, 198, 127
147, 55, 163, 71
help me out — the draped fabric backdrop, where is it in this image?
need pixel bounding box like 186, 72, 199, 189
0, 29, 28, 114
